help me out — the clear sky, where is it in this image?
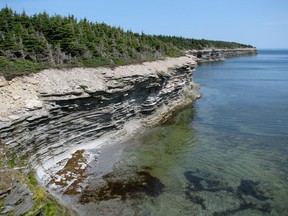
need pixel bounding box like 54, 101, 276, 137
1, 0, 288, 48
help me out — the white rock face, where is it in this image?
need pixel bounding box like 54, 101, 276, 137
0, 76, 8, 87
0, 55, 196, 118
24, 99, 43, 111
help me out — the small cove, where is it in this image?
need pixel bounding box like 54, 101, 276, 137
73, 50, 288, 215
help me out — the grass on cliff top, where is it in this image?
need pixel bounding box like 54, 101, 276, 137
0, 55, 165, 80
0, 57, 45, 79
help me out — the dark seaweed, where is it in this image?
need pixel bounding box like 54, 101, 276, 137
79, 170, 165, 203
237, 180, 269, 201
184, 171, 234, 193
184, 171, 234, 210
183, 170, 272, 215
185, 191, 206, 210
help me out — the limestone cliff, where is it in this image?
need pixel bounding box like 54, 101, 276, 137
0, 55, 198, 162
0, 48, 256, 215
0, 54, 199, 215
188, 48, 257, 62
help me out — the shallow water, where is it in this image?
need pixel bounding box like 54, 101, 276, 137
79, 50, 288, 215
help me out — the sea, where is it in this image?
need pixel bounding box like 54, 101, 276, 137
77, 49, 288, 216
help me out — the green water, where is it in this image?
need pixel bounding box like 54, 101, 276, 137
79, 50, 288, 215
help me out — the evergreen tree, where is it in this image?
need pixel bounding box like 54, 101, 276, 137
0, 7, 254, 78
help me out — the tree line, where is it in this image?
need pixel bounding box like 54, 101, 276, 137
0, 7, 253, 78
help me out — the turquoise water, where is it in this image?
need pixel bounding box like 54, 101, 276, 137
80, 50, 288, 215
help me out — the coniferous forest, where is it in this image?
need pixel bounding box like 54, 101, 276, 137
0, 7, 253, 78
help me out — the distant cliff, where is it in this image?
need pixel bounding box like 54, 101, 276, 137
0, 48, 256, 215
188, 48, 257, 62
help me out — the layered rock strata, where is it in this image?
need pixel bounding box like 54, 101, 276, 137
188, 48, 257, 62
0, 48, 256, 215
0, 55, 198, 167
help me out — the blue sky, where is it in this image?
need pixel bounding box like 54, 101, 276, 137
1, 0, 288, 48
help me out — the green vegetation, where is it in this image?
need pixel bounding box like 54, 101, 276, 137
0, 148, 70, 215
156, 35, 254, 50
23, 172, 70, 216
6, 152, 20, 168
0, 6, 253, 78
27, 171, 38, 186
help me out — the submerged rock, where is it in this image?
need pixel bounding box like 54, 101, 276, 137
183, 169, 272, 215
80, 169, 165, 203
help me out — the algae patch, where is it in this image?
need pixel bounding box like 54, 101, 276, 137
47, 149, 89, 195
79, 167, 165, 203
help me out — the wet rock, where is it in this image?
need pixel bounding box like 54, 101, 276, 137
47, 149, 89, 195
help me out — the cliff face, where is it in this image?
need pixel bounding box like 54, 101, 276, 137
188, 48, 257, 62
0, 48, 256, 215
0, 55, 198, 165
0, 55, 199, 215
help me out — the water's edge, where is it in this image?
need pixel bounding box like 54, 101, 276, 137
0, 48, 257, 215
75, 49, 288, 216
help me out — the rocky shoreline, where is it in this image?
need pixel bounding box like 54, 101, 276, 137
188, 48, 257, 62
0, 48, 256, 215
